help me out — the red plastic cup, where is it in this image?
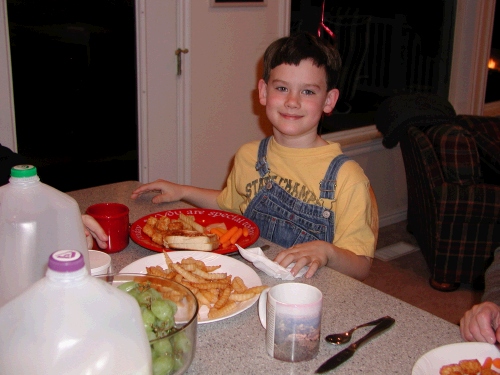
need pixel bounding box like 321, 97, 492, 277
86, 203, 130, 253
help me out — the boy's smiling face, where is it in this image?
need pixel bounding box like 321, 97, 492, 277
258, 59, 339, 146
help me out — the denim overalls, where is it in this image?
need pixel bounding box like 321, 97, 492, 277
243, 137, 350, 248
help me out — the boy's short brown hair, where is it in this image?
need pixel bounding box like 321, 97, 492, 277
262, 31, 342, 91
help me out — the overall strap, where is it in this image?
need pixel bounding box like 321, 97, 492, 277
255, 136, 272, 178
319, 154, 351, 201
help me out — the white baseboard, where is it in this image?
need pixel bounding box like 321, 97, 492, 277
379, 209, 407, 228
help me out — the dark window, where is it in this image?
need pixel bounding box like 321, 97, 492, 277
291, 0, 456, 134
486, 3, 500, 104
7, 0, 138, 192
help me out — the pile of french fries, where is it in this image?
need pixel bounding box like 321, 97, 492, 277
146, 252, 268, 320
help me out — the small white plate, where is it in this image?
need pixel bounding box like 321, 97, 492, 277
412, 342, 500, 374
120, 251, 262, 324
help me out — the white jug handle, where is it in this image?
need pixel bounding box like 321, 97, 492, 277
258, 287, 270, 329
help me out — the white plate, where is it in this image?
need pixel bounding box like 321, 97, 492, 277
120, 251, 262, 324
412, 342, 500, 374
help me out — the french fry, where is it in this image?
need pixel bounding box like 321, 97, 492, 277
194, 281, 230, 290
229, 292, 256, 302
205, 265, 222, 272
195, 291, 212, 306
232, 276, 247, 293
245, 285, 269, 294
200, 290, 219, 304
208, 301, 237, 320
179, 213, 205, 233
214, 287, 231, 309
192, 267, 227, 280
163, 251, 173, 269
146, 265, 170, 278
172, 263, 205, 283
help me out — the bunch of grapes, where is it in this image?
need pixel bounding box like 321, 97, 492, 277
118, 281, 192, 375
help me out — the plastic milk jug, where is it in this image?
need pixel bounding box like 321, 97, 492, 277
0, 250, 152, 375
0, 165, 89, 307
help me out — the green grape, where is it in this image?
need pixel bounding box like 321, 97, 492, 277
149, 287, 163, 300
152, 354, 174, 375
118, 281, 138, 293
145, 325, 157, 341
141, 306, 156, 327
152, 337, 173, 356
172, 352, 184, 371
136, 289, 155, 305
151, 299, 174, 321
172, 331, 191, 354
166, 299, 178, 315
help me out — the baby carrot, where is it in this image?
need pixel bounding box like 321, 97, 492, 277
242, 227, 249, 237
483, 357, 493, 369
210, 227, 225, 238
230, 228, 243, 244
492, 357, 500, 369
219, 226, 238, 244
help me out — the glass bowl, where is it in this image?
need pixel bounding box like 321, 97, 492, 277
97, 273, 198, 375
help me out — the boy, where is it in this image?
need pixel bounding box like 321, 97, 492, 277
131, 32, 376, 280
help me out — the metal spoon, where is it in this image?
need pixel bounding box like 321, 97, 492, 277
325, 316, 392, 345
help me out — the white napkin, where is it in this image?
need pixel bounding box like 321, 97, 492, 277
236, 244, 308, 280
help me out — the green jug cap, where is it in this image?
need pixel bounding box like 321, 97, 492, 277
11, 165, 38, 178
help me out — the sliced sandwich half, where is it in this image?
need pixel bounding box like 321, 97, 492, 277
163, 230, 220, 251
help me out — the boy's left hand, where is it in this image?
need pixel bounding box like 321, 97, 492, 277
274, 241, 330, 278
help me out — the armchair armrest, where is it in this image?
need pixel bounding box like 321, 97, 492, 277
434, 183, 500, 222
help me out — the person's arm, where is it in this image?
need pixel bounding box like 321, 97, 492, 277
460, 247, 500, 342
274, 241, 372, 280
130, 179, 220, 209
81, 214, 109, 250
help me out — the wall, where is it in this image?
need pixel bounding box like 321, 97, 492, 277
1, 0, 493, 228
189, 1, 289, 189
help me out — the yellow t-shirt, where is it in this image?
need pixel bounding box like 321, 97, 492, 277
217, 137, 375, 257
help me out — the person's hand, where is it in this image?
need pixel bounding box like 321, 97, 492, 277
130, 179, 185, 204
273, 240, 331, 278
81, 214, 108, 250
460, 301, 500, 343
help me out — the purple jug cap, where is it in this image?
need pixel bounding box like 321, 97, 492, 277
48, 250, 85, 272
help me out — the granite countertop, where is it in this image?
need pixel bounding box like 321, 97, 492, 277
68, 181, 463, 374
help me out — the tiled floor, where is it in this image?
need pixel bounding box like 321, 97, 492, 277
363, 220, 483, 324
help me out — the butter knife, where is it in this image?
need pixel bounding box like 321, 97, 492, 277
315, 316, 395, 373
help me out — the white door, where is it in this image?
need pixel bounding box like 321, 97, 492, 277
136, 0, 189, 184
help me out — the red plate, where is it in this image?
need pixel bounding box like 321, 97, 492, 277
130, 208, 260, 255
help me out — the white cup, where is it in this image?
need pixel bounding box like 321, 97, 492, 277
88, 250, 112, 276
258, 283, 322, 362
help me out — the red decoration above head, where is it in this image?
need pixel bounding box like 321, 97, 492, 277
317, 0, 335, 38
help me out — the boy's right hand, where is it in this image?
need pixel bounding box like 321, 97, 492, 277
130, 179, 185, 204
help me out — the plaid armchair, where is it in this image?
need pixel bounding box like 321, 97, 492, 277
376, 94, 500, 291
402, 120, 500, 291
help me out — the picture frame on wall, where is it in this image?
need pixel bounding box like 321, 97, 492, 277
210, 0, 267, 7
